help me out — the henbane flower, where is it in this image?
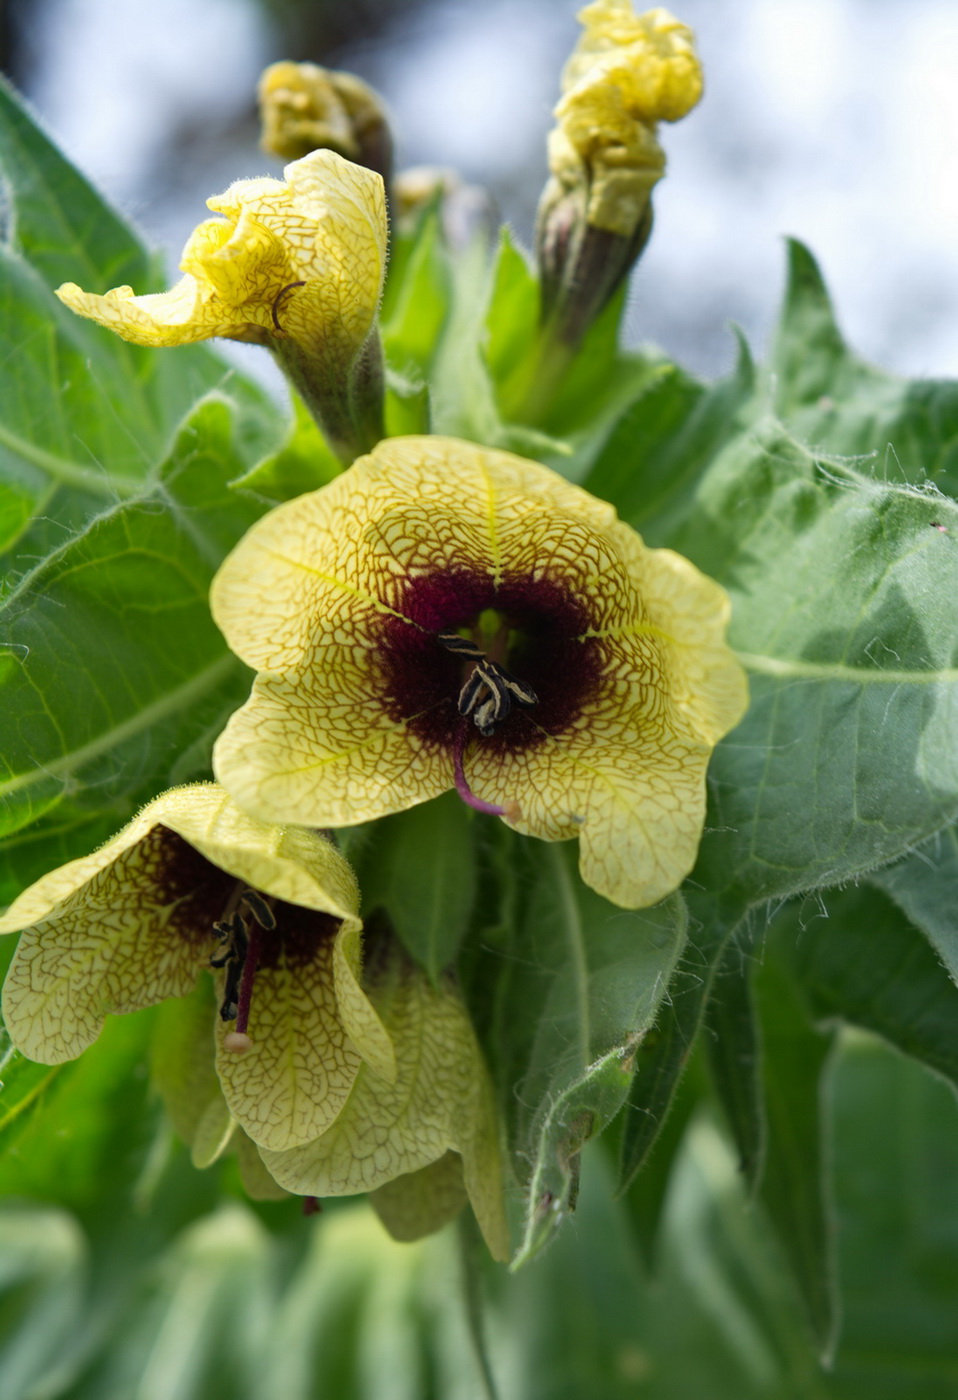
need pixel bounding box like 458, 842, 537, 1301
55, 149, 388, 463
210, 436, 748, 909
0, 784, 394, 1151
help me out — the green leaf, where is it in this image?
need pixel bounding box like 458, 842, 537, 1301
868, 824, 958, 984
501, 843, 687, 1264
684, 422, 958, 904
381, 210, 451, 378
0, 77, 277, 558
770, 240, 958, 496
703, 935, 765, 1193
0, 397, 261, 890
230, 394, 341, 504
481, 228, 540, 420
826, 1036, 958, 1397
0, 1009, 159, 1211
581, 332, 756, 538
754, 944, 838, 1361
355, 792, 478, 982
614, 1050, 704, 1269
0, 74, 147, 293
617, 894, 746, 1193
774, 884, 958, 1093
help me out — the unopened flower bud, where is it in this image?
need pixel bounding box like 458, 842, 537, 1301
259, 61, 393, 190
535, 1, 702, 345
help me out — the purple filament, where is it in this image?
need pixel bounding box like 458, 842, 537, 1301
234, 922, 263, 1035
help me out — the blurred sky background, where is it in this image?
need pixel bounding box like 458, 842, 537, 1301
3, 0, 957, 383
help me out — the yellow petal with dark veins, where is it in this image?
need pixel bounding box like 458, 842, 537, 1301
56, 149, 386, 359
260, 950, 509, 1261
211, 436, 747, 910
214, 921, 363, 1151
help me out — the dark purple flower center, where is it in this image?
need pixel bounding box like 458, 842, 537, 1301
375, 567, 604, 753
151, 827, 340, 1036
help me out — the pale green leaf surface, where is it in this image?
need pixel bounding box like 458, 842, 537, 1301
770, 240, 958, 498
0, 398, 261, 889
867, 824, 958, 984
683, 422, 958, 903
773, 885, 958, 1093
229, 393, 341, 504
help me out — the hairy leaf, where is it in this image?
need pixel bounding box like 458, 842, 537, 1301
0, 398, 261, 891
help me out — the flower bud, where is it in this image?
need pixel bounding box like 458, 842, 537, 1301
535, 1, 702, 345
258, 61, 393, 190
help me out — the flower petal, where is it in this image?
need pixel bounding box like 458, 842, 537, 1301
260, 950, 509, 1259
56, 149, 386, 358
369, 1151, 469, 1243
1, 829, 213, 1064
213, 670, 450, 828
214, 919, 365, 1151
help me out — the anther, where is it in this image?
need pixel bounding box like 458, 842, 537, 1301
437, 631, 537, 737
241, 888, 277, 931
271, 280, 307, 331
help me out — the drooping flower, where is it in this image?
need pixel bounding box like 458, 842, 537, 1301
55, 150, 388, 462
210, 436, 748, 909
258, 936, 510, 1261
0, 784, 394, 1151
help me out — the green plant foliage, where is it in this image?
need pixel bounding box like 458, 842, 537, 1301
5, 52, 958, 1399
0, 399, 267, 900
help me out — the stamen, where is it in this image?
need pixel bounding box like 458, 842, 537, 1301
303, 1196, 322, 1217
242, 888, 277, 931
438, 629, 538, 738
233, 921, 263, 1038
452, 726, 521, 820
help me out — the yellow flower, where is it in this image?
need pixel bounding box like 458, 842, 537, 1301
549, 2, 703, 237
55, 150, 388, 462
0, 784, 395, 1151
257, 940, 510, 1261
210, 436, 747, 909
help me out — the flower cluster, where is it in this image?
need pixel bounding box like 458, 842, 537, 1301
3, 1, 744, 1260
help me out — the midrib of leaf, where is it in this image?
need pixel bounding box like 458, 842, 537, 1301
0, 419, 141, 498
0, 652, 238, 805
736, 651, 958, 685
549, 845, 590, 1070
